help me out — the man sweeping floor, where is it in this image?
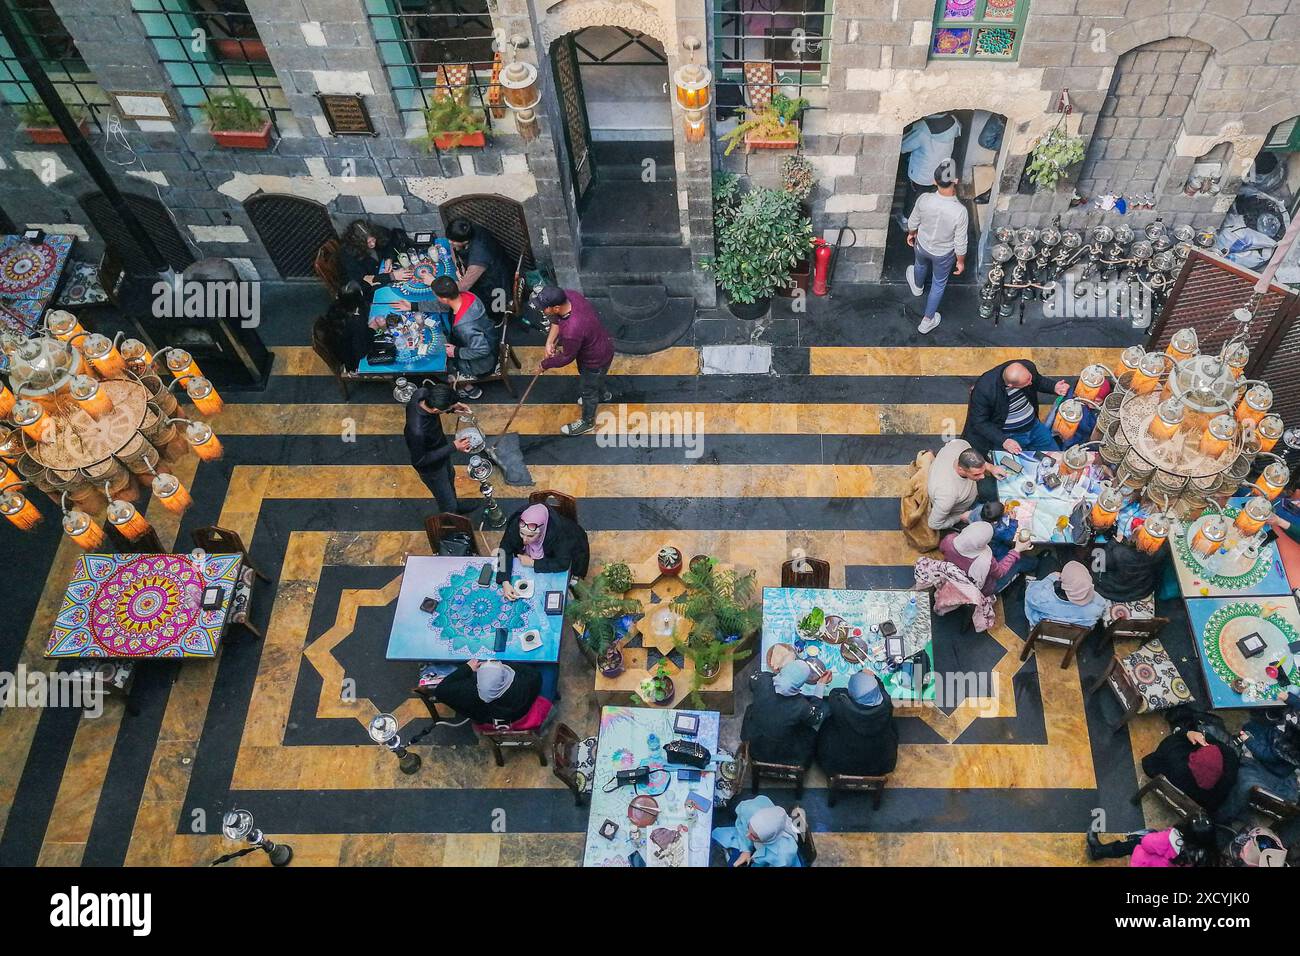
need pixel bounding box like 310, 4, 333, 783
535, 286, 616, 436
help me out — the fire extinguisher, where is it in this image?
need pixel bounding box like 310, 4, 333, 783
812, 238, 834, 296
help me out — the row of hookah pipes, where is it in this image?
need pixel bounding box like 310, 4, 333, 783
979, 215, 1219, 323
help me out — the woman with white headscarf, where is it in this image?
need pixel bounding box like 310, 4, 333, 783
938, 520, 1030, 595
740, 660, 829, 768
430, 658, 542, 724
711, 795, 802, 867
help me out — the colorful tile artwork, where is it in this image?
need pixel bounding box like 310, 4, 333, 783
975, 26, 1017, 57
932, 26, 973, 56
984, 0, 1019, 20
942, 0, 976, 18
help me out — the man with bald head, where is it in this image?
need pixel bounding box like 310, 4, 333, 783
962, 359, 1069, 456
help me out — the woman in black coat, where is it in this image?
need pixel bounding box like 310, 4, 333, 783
1092, 538, 1164, 603
431, 659, 541, 725
339, 219, 410, 294
1141, 728, 1239, 814
496, 503, 589, 596
815, 671, 899, 777
741, 661, 829, 768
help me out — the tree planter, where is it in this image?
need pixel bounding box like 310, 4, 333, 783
211, 121, 273, 150
744, 121, 799, 154
696, 661, 721, 685
22, 120, 88, 145
725, 294, 771, 321
432, 131, 486, 150
778, 257, 811, 298
647, 677, 675, 705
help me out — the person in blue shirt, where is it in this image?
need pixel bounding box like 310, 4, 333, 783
982, 501, 1038, 593
712, 795, 802, 867
1023, 560, 1108, 630
899, 113, 961, 222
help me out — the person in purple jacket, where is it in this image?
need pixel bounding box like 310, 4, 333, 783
536, 287, 616, 436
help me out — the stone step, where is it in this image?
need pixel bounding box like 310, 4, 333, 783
608, 284, 668, 323
590, 140, 676, 180
587, 293, 695, 355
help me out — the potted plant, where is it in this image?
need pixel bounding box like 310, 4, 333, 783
565, 571, 640, 676
421, 95, 487, 151
1023, 125, 1086, 193
600, 560, 634, 594
657, 546, 683, 576
673, 556, 762, 646
200, 89, 272, 149
703, 175, 814, 320
18, 102, 88, 145
639, 658, 675, 706
718, 92, 807, 155
780, 154, 815, 295
213, 36, 270, 62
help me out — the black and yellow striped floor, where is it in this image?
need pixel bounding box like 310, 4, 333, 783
0, 285, 1194, 866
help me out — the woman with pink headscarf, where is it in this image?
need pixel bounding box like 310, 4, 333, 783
497, 501, 590, 599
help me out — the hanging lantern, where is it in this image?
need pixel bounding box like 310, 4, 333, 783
1074, 365, 1107, 403
46, 310, 84, 343
1118, 346, 1145, 387
672, 37, 713, 145
0, 461, 15, 489
1134, 513, 1171, 555
0, 426, 23, 463
1234, 496, 1274, 536
166, 348, 201, 386
1257, 414, 1283, 454
1090, 485, 1124, 530
1223, 341, 1250, 379
107, 498, 152, 541
12, 399, 51, 443
1061, 444, 1090, 478
0, 487, 41, 530
1258, 461, 1289, 500
1129, 352, 1165, 396
499, 60, 540, 141
120, 338, 153, 372
185, 420, 224, 461
81, 333, 126, 378
1236, 384, 1273, 427
1191, 515, 1228, 556
70, 374, 113, 418
0, 380, 14, 418
1165, 328, 1198, 363
1200, 414, 1236, 458
151, 472, 192, 514
186, 376, 224, 416
1053, 399, 1085, 441
62, 509, 105, 550
1147, 398, 1185, 441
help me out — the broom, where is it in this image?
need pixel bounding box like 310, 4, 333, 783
477, 366, 546, 487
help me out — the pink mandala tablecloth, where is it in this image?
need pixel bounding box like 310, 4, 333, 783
47, 552, 243, 659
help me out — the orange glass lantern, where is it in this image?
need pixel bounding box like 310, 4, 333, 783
1235, 495, 1273, 536
62, 509, 105, 550
1201, 415, 1236, 458
1053, 399, 1085, 441
107, 499, 152, 541
1257, 415, 1283, 454
71, 374, 113, 418
1061, 444, 1090, 479
1191, 515, 1229, 557
1147, 398, 1185, 442
0, 487, 41, 530
12, 399, 51, 443
0, 426, 23, 463
1118, 346, 1145, 387
1236, 384, 1273, 428
166, 348, 201, 386
1090, 485, 1124, 530
82, 334, 126, 378
0, 381, 14, 418
0, 462, 15, 489
186, 377, 224, 416
1074, 365, 1108, 403
152, 472, 192, 514
1165, 328, 1198, 363
1134, 513, 1171, 555
46, 310, 84, 343
1128, 353, 1165, 396
1258, 462, 1290, 500
1224, 341, 1250, 379
120, 338, 153, 372
185, 421, 224, 461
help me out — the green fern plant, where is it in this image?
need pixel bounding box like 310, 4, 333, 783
718, 93, 809, 156
17, 102, 84, 127
564, 571, 640, 658
672, 557, 762, 645
200, 89, 267, 132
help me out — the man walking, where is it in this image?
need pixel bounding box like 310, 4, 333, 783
536, 287, 616, 437
906, 161, 968, 336
404, 382, 476, 514
962, 359, 1070, 456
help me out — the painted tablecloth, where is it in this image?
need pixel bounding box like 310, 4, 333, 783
1171, 499, 1291, 599
1185, 595, 1300, 708
46, 552, 242, 659
380, 237, 457, 301
993, 449, 1104, 543
761, 586, 935, 702
386, 555, 568, 662
356, 309, 447, 376
0, 234, 74, 332
583, 706, 719, 867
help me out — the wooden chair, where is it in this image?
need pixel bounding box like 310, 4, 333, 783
311, 315, 351, 400
191, 526, 269, 640
790, 805, 817, 866
827, 772, 890, 809
458, 315, 521, 396
1133, 773, 1207, 820
1101, 614, 1169, 648
1089, 638, 1194, 732
1020, 618, 1093, 669
1088, 654, 1147, 730
423, 512, 482, 556
477, 723, 549, 767
552, 722, 598, 807
527, 489, 577, 523
1247, 786, 1300, 824
313, 238, 344, 300
781, 557, 831, 590
739, 741, 807, 798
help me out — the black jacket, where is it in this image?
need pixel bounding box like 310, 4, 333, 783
741, 671, 826, 768
1141, 734, 1239, 814
340, 240, 400, 290
447, 294, 499, 378
404, 394, 453, 473
961, 359, 1063, 456
1093, 539, 1164, 603
457, 225, 512, 309
496, 505, 590, 582
432, 662, 542, 724
815, 688, 899, 777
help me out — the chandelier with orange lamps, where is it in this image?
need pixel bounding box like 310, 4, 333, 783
0, 310, 224, 549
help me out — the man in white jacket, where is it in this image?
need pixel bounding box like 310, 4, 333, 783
926, 438, 1004, 531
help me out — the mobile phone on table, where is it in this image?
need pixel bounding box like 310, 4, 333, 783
477, 564, 494, 587
494, 627, 508, 652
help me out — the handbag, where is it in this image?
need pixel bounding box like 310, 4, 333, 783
367, 339, 397, 365
437, 531, 473, 557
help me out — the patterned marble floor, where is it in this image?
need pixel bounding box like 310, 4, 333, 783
0, 285, 1201, 866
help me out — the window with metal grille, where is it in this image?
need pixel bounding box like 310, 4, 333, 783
0, 0, 110, 131
132, 0, 291, 132
930, 0, 1028, 61
365, 0, 500, 132
712, 0, 832, 117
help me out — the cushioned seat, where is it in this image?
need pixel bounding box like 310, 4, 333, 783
1102, 593, 1156, 626
228, 564, 255, 624
56, 259, 121, 307
713, 745, 741, 806
571, 735, 597, 795
1119, 638, 1192, 713
473, 694, 553, 733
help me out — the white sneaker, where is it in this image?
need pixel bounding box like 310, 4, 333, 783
917, 312, 941, 334
905, 265, 923, 297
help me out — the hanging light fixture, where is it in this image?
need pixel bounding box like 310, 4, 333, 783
61, 499, 106, 550
151, 471, 192, 514
184, 420, 224, 461
81, 333, 127, 378
185, 376, 224, 417
164, 347, 202, 386
107, 497, 152, 542
70, 374, 114, 418
0, 482, 41, 530
672, 36, 713, 144
498, 35, 541, 142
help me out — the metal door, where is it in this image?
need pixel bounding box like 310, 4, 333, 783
550, 33, 594, 213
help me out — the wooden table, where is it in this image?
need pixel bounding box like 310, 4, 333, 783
582, 705, 720, 867
993, 449, 1104, 544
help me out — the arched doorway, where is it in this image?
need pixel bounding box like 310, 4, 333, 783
244, 193, 337, 279
78, 191, 195, 275
884, 109, 1010, 281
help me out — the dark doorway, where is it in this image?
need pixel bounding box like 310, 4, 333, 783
244, 193, 337, 279
79, 191, 195, 275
